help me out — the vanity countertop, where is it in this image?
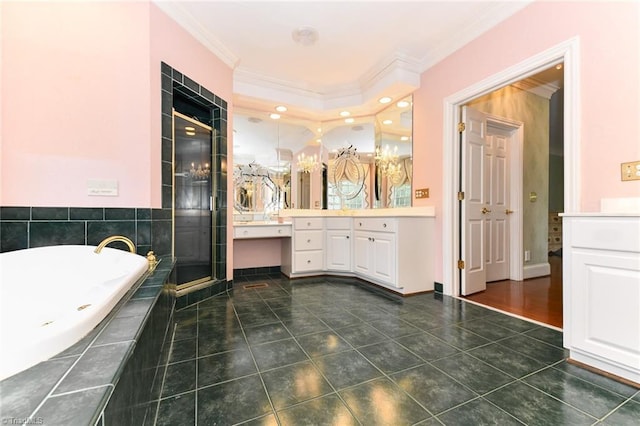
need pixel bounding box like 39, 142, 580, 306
233, 221, 292, 226
278, 206, 436, 218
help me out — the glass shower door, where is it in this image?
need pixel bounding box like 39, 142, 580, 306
173, 111, 215, 290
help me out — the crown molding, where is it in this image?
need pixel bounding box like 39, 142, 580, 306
419, 0, 533, 72
233, 54, 420, 115
512, 77, 561, 99
152, 1, 239, 69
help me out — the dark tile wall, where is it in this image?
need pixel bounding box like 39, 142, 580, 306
160, 62, 228, 282
0, 207, 171, 256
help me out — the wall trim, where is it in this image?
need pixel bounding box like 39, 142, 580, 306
523, 262, 551, 279
442, 36, 580, 296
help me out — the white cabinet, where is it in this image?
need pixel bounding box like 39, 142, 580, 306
233, 224, 291, 239
563, 215, 640, 384
325, 218, 352, 272
281, 214, 434, 294
354, 220, 397, 287
281, 217, 324, 276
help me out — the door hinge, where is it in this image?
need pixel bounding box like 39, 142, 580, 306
458, 122, 466, 132
457, 260, 465, 269
457, 191, 465, 201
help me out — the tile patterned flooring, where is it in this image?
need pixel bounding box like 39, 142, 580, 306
149, 275, 640, 425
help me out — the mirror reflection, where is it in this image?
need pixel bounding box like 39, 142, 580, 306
232, 95, 412, 219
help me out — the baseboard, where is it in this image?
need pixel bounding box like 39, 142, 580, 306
523, 262, 551, 279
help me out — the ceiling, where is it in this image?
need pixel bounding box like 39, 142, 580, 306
154, 0, 533, 120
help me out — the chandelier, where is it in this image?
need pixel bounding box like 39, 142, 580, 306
375, 145, 399, 175
189, 162, 210, 180
297, 153, 319, 173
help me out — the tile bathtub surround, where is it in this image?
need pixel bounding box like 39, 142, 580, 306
149, 276, 640, 426
0, 258, 176, 426
0, 206, 171, 256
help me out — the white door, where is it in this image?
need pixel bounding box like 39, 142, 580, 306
461, 106, 487, 295
372, 233, 396, 285
326, 231, 351, 271
485, 127, 510, 282
353, 231, 372, 276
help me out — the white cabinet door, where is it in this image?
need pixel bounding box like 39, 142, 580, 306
326, 230, 351, 271
372, 233, 396, 285
353, 231, 372, 275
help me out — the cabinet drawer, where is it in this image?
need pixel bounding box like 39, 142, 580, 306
294, 217, 323, 230
294, 230, 323, 250
326, 217, 351, 230
294, 251, 323, 271
354, 218, 397, 232
234, 225, 292, 239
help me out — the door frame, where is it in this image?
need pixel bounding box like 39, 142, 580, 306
443, 37, 580, 297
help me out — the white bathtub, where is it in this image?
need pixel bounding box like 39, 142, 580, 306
0, 245, 149, 381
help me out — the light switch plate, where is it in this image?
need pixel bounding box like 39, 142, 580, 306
621, 161, 640, 181
415, 188, 429, 199
87, 179, 118, 196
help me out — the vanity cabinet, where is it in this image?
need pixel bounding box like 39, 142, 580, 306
325, 218, 352, 272
563, 214, 640, 384
353, 219, 397, 287
282, 218, 324, 275
281, 214, 434, 294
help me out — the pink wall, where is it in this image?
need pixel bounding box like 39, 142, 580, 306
1, 2, 237, 275
233, 239, 283, 269
412, 1, 640, 281
1, 2, 152, 207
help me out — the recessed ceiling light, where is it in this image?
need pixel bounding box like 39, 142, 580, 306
317, 127, 322, 133
345, 118, 355, 124
340, 111, 350, 117
270, 113, 281, 120
316, 138, 322, 143
275, 105, 288, 112
186, 131, 196, 136
379, 96, 392, 104
555, 64, 563, 70
382, 119, 393, 125
401, 136, 409, 141
396, 100, 410, 108
185, 126, 195, 131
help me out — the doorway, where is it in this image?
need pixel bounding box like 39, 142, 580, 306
443, 38, 577, 328
173, 111, 216, 291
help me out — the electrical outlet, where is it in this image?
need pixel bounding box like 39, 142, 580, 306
524, 250, 531, 262
621, 161, 640, 181
415, 188, 429, 199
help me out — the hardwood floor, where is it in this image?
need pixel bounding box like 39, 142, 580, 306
464, 256, 563, 328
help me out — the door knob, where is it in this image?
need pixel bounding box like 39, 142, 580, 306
481, 207, 492, 214
505, 209, 514, 215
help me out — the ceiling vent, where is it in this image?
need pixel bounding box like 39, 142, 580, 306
292, 26, 319, 46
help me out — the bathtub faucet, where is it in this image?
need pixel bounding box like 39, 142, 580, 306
94, 235, 136, 254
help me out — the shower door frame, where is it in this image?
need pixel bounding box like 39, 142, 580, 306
172, 110, 217, 292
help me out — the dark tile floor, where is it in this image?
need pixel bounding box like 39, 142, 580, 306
148, 275, 640, 425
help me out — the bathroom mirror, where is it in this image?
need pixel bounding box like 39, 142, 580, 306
232, 95, 412, 218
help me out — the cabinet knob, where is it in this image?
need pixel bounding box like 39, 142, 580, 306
307, 239, 311, 243
243, 230, 248, 235
383, 223, 387, 228
359, 222, 362, 227
307, 222, 311, 226
278, 229, 282, 233
307, 259, 311, 264
372, 238, 375, 242
346, 236, 350, 239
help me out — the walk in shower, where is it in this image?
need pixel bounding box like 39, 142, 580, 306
173, 111, 216, 291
